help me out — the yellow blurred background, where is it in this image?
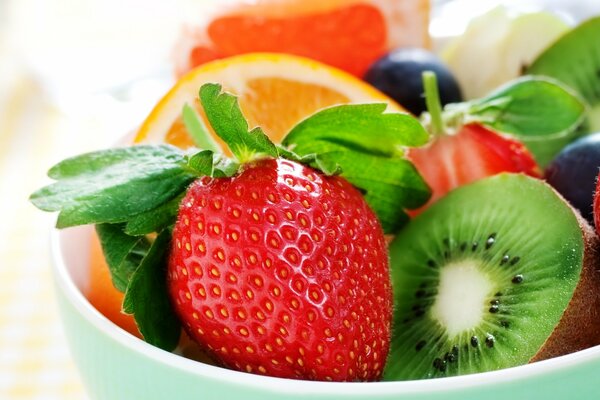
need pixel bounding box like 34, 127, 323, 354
0, 1, 215, 398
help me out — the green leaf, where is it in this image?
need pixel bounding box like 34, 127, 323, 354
212, 156, 240, 178
283, 103, 429, 156
199, 83, 278, 162
276, 146, 318, 164
122, 230, 181, 351
95, 224, 151, 292
282, 104, 431, 233
30, 145, 197, 228
465, 76, 587, 138
185, 149, 240, 179
186, 150, 215, 176
525, 16, 600, 133
316, 152, 430, 233
124, 194, 184, 236
182, 103, 221, 152
313, 156, 343, 176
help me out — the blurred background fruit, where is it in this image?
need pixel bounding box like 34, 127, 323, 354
409, 123, 540, 212
174, 0, 431, 77
526, 16, 600, 134
545, 133, 600, 223
364, 47, 462, 116
440, 6, 569, 99
87, 235, 141, 338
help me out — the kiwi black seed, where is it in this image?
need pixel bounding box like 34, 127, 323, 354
526, 16, 600, 165
384, 174, 600, 381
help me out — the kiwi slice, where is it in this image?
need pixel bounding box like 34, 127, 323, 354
384, 174, 600, 380
526, 17, 600, 165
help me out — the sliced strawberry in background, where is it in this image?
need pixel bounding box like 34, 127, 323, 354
409, 123, 540, 212
407, 72, 541, 215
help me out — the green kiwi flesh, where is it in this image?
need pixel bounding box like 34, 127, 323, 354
526, 17, 600, 165
384, 173, 600, 380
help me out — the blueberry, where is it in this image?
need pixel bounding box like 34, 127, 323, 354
364, 48, 463, 116
545, 133, 600, 223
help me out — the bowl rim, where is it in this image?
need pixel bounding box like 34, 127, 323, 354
51, 226, 600, 395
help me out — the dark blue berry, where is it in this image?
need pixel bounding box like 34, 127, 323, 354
364, 48, 463, 116
545, 133, 600, 223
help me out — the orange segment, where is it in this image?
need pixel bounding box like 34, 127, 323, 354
239, 78, 350, 141
87, 235, 215, 361
163, 78, 350, 149
136, 53, 402, 148
87, 234, 141, 338
165, 118, 196, 149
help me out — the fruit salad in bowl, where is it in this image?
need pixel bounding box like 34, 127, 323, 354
31, 0, 600, 398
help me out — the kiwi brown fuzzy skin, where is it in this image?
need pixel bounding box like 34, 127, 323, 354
530, 205, 600, 362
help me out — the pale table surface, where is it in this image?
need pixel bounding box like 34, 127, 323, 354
0, 2, 183, 398
0, 61, 89, 399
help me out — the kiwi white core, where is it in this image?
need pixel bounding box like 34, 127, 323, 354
431, 260, 494, 338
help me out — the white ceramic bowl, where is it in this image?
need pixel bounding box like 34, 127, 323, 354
52, 225, 600, 400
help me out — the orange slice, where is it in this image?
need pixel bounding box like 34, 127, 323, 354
88, 234, 212, 363
136, 53, 402, 148
87, 234, 141, 338
175, 0, 431, 77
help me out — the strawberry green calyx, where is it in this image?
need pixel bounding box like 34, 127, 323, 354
200, 83, 278, 163
29, 83, 431, 352
420, 73, 587, 146
463, 76, 586, 139
30, 83, 431, 233
122, 230, 180, 351
185, 83, 432, 232
282, 102, 431, 232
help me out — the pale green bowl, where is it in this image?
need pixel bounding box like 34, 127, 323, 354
52, 225, 600, 399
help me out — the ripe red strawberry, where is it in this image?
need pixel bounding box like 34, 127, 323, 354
408, 123, 540, 213
167, 158, 392, 381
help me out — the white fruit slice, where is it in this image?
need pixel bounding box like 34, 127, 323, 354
442, 7, 569, 99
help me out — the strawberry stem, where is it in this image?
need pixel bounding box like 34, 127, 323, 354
423, 71, 445, 136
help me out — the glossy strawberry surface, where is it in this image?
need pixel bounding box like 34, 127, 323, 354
167, 158, 392, 381
408, 123, 540, 212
